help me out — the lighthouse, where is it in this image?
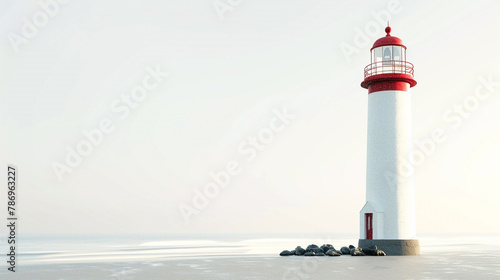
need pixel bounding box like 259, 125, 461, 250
358, 26, 420, 255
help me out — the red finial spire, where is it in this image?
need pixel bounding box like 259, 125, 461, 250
385, 21, 391, 36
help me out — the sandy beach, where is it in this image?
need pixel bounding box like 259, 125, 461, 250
2, 234, 500, 279
3, 247, 500, 279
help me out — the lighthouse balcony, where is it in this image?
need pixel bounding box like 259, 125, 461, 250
364, 60, 414, 79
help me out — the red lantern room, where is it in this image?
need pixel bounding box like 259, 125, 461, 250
361, 26, 417, 93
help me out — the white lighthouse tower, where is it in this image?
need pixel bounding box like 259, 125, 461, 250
358, 26, 420, 255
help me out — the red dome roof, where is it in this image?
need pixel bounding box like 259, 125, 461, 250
371, 26, 406, 50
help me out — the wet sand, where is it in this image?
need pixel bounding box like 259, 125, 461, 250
3, 235, 500, 279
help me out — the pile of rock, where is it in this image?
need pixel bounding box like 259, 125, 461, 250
280, 244, 385, 257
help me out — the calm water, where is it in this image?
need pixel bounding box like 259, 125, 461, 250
1, 233, 500, 279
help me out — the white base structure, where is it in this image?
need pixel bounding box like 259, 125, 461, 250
360, 90, 416, 240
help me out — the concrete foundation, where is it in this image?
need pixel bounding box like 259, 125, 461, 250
358, 239, 420, 256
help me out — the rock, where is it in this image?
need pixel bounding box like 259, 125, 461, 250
350, 247, 366, 256
320, 244, 334, 253
330, 246, 342, 255
290, 250, 296, 255
294, 246, 306, 255
360, 245, 387, 256
304, 251, 315, 256
362, 245, 378, 256
340, 247, 350, 255
355, 249, 366, 256
306, 244, 319, 252
348, 245, 355, 249
315, 251, 325, 256
313, 248, 324, 254
325, 249, 341, 256
280, 250, 293, 256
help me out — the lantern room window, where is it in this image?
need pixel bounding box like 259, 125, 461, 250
371, 46, 405, 63
383, 46, 392, 61
393, 47, 400, 60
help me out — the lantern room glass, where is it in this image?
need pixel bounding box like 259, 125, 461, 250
371, 46, 405, 63
370, 45, 407, 75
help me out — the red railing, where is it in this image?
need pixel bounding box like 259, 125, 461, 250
364, 60, 414, 78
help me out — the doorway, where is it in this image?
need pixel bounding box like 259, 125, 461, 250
365, 213, 373, 240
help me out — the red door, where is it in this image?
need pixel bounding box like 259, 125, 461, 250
365, 213, 373, 240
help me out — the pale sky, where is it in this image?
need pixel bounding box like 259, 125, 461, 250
1, 0, 499, 235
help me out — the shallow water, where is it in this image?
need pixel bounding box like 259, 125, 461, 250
1, 233, 500, 279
